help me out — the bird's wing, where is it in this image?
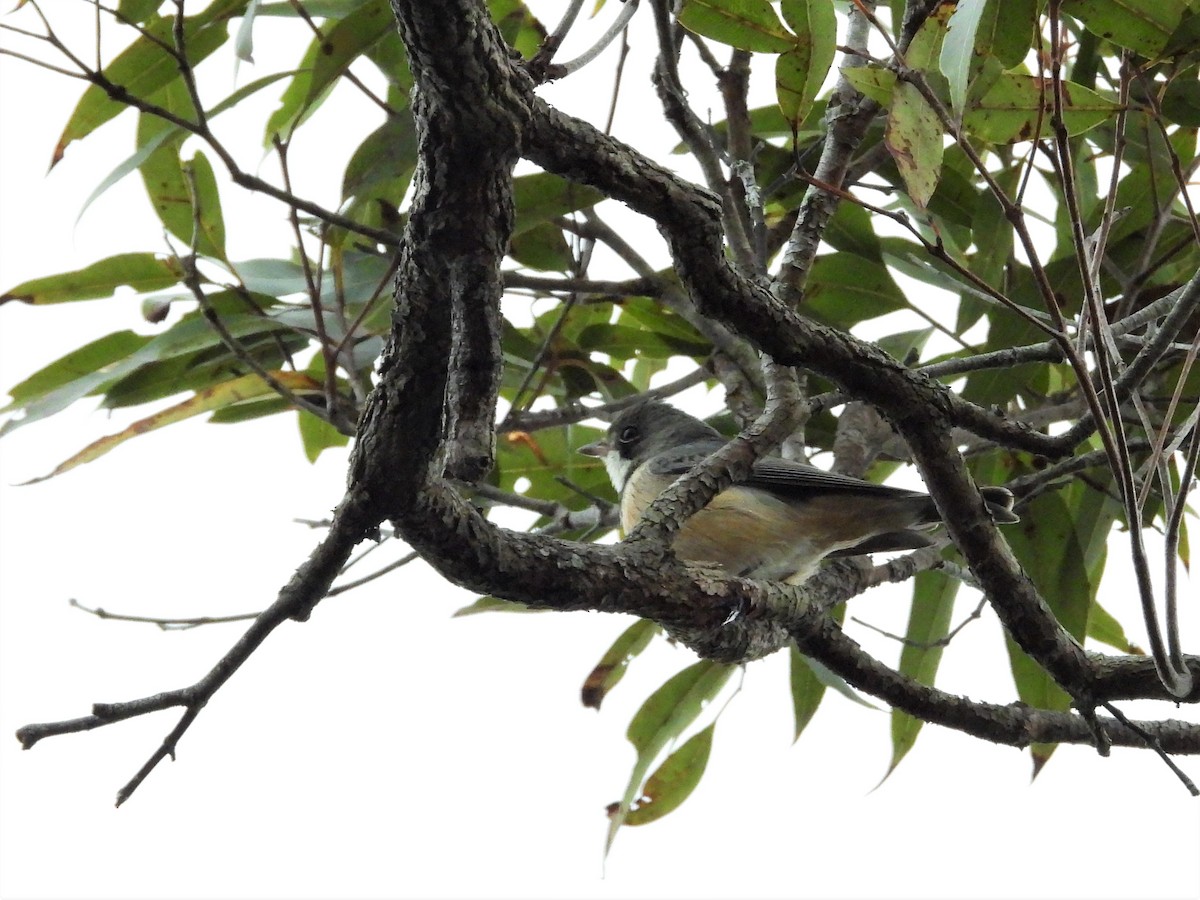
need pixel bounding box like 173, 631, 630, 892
745, 457, 925, 499
648, 444, 925, 499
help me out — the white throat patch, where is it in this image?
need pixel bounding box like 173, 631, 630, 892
603, 450, 634, 494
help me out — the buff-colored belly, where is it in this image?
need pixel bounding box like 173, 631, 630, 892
623, 484, 870, 584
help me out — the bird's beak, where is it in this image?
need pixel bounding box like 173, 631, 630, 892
578, 439, 609, 458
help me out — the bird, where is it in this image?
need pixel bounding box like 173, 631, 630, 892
579, 401, 1019, 585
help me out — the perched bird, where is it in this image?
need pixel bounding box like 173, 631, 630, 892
579, 401, 1018, 585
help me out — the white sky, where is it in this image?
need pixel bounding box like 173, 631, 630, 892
1, 5, 1198, 899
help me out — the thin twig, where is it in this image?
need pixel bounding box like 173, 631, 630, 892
1102, 702, 1199, 796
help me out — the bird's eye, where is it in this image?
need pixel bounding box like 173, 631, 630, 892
618, 424, 639, 446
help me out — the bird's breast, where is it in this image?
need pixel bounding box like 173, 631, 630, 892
621, 469, 831, 581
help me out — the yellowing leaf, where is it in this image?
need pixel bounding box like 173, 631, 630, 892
21, 371, 321, 483
840, 66, 897, 105
885, 82, 944, 208
581, 619, 661, 710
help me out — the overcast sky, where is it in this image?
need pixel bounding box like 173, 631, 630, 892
1, 5, 1198, 899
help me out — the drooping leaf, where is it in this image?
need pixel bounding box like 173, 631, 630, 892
606, 661, 733, 851
21, 370, 322, 482
265, 0, 396, 142
78, 70, 300, 224
298, 407, 350, 462
623, 724, 715, 826
509, 222, 574, 272
54, 2, 243, 164
581, 619, 661, 709
887, 566, 960, 778
1087, 599, 1142, 655
973, 0, 1037, 69
341, 116, 419, 202
494, 422, 613, 511
488, 0, 547, 58
940, 0, 988, 115
789, 645, 827, 740
1002, 475, 1121, 774
885, 82, 943, 208
775, 0, 837, 131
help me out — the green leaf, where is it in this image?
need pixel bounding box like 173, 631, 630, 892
789, 645, 827, 740
624, 724, 715, 826
617, 297, 709, 346
511, 172, 605, 236
451, 595, 536, 616
54, 3, 242, 164
22, 371, 322, 482
885, 82, 944, 208
877, 327, 934, 363
208, 396, 292, 423
1162, 75, 1200, 126
508, 222, 574, 272
266, 0, 396, 142
1087, 599, 1141, 655
887, 567, 960, 777
298, 407, 349, 462
134, 76, 227, 259
581, 619, 662, 710
119, 0, 169, 21
974, 0, 1037, 69
255, 0, 374, 15
802, 254, 908, 326
822, 200, 884, 260
775, 0, 837, 130
840, 66, 897, 105
489, 0, 546, 58
342, 116, 418, 200
494, 422, 614, 511
100, 328, 308, 409
1062, 0, 1186, 57
802, 655, 877, 708
677, 0, 797, 53
576, 323, 710, 360
963, 74, 1120, 143
0, 253, 182, 306
184, 151, 227, 258
905, 1, 952, 70
941, 0, 988, 114
78, 70, 299, 224
2, 331, 152, 409
1, 309, 291, 435
607, 661, 733, 851
1001, 475, 1120, 773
